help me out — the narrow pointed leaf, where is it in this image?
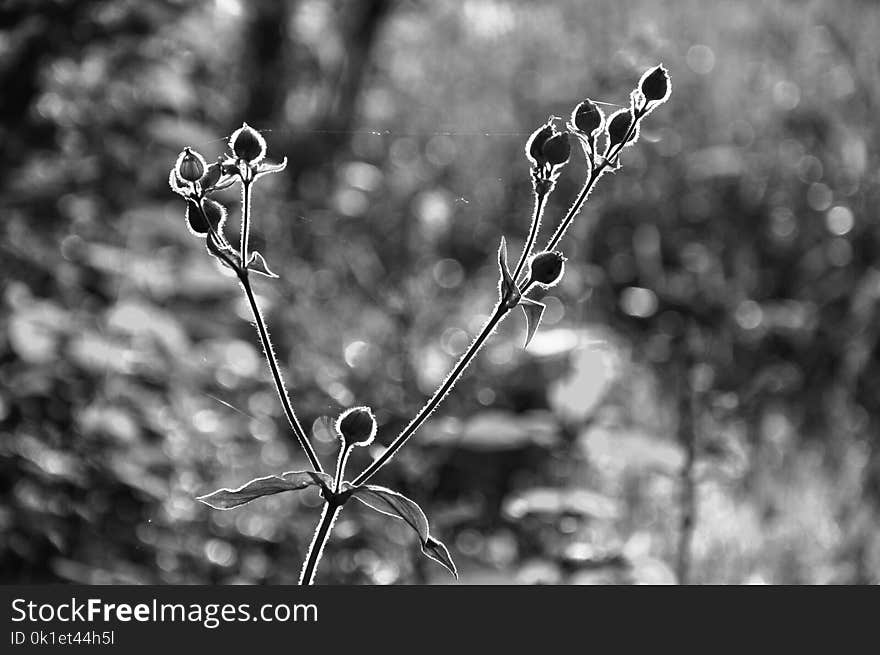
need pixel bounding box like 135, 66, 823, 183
497, 236, 521, 308
208, 176, 237, 192
255, 157, 288, 179
247, 251, 279, 278
198, 470, 332, 510
422, 536, 457, 577
343, 483, 458, 579
520, 297, 546, 348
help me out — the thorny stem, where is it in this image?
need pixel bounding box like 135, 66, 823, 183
237, 271, 324, 474
511, 191, 549, 284
351, 106, 651, 487
299, 499, 342, 585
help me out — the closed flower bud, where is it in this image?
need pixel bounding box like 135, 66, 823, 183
526, 123, 554, 166
640, 65, 670, 103
541, 132, 571, 167
176, 147, 206, 183
606, 109, 635, 149
528, 250, 566, 287
336, 406, 377, 448
229, 123, 266, 164
572, 99, 603, 135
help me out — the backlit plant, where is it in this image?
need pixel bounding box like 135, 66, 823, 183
168, 66, 670, 584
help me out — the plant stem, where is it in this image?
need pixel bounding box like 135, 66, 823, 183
299, 500, 342, 585
351, 107, 646, 486
545, 166, 602, 253
352, 303, 508, 486
238, 271, 324, 473
511, 191, 548, 284
334, 444, 353, 492
240, 179, 252, 263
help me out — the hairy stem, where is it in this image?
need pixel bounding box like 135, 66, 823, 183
544, 167, 601, 253
299, 500, 342, 585
240, 179, 252, 263
511, 191, 548, 284
353, 303, 508, 485
238, 272, 324, 473
334, 444, 353, 492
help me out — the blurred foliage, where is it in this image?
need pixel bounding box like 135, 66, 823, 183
2, 0, 880, 584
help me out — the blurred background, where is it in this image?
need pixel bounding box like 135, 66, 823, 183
2, 0, 880, 584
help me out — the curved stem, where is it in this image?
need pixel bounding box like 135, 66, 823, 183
238, 272, 324, 473
352, 303, 508, 486
511, 191, 548, 284
334, 444, 353, 492
299, 500, 342, 585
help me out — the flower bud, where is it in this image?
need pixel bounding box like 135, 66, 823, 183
336, 406, 377, 448
528, 250, 566, 287
640, 65, 670, 103
541, 132, 571, 167
176, 147, 206, 183
229, 122, 266, 164
572, 99, 603, 135
525, 123, 554, 166
606, 109, 634, 150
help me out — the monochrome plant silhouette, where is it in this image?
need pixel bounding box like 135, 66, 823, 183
168, 66, 670, 585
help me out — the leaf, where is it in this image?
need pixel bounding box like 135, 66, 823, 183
497, 236, 521, 308
254, 157, 289, 181
247, 251, 279, 278
206, 232, 239, 271
343, 483, 458, 579
197, 470, 332, 510
520, 297, 546, 348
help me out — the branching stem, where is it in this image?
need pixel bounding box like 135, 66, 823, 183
545, 105, 646, 252
351, 116, 640, 486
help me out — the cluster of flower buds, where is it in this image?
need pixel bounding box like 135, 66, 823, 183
500, 64, 670, 349
568, 64, 670, 170
524, 120, 572, 195
169, 123, 288, 276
